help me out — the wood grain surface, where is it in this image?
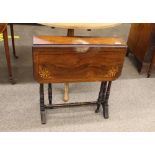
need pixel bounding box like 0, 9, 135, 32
33, 36, 127, 83
33, 36, 126, 46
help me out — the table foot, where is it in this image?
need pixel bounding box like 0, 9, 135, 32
9, 77, 16, 84
41, 111, 46, 124
103, 105, 109, 119
14, 55, 18, 59
95, 108, 100, 113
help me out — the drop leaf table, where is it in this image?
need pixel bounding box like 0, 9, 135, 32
32, 36, 127, 124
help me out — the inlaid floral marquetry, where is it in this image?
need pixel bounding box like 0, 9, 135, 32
104, 66, 119, 78
39, 66, 52, 79
38, 65, 120, 80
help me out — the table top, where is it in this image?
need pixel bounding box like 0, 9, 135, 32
33, 36, 126, 46
0, 23, 7, 33
40, 23, 121, 29
33, 36, 126, 83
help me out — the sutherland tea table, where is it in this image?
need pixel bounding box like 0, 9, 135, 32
32, 36, 127, 124
41, 23, 121, 102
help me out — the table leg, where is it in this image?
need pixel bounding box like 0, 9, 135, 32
63, 29, 74, 102
48, 83, 52, 105
67, 29, 74, 36
10, 24, 18, 59
40, 84, 46, 124
3, 27, 15, 84
63, 83, 69, 102
102, 81, 112, 119
95, 81, 107, 113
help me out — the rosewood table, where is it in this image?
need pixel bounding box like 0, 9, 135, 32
40, 23, 121, 102
32, 35, 127, 124
0, 23, 17, 83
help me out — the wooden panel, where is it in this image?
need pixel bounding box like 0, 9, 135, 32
33, 46, 126, 83
127, 24, 155, 62
33, 36, 126, 46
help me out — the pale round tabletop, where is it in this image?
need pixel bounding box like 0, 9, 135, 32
40, 23, 121, 29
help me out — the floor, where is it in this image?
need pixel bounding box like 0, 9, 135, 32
0, 24, 155, 131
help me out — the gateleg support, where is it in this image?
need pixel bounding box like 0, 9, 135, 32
40, 84, 46, 124
102, 81, 112, 119
95, 81, 107, 113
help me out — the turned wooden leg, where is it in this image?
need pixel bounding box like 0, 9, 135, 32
63, 83, 69, 102
10, 24, 18, 59
48, 83, 52, 105
40, 84, 46, 124
95, 81, 107, 113
3, 27, 15, 84
102, 81, 112, 119
62, 29, 75, 102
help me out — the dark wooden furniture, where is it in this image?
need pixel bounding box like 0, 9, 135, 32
0, 23, 17, 83
32, 36, 127, 124
127, 23, 155, 77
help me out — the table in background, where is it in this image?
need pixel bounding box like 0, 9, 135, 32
0, 23, 17, 84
